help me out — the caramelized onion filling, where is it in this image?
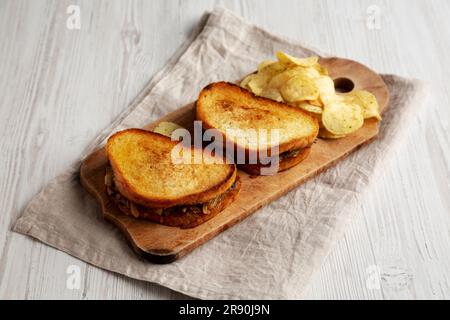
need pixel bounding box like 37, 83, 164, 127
105, 167, 236, 217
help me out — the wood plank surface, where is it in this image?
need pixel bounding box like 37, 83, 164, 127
0, 0, 449, 299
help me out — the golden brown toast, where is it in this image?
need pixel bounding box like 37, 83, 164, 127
106, 129, 237, 209
196, 82, 319, 158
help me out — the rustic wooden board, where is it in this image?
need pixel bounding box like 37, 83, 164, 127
80, 57, 389, 263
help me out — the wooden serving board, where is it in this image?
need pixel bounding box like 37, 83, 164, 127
80, 57, 389, 263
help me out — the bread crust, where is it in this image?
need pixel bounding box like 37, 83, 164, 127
238, 147, 311, 175
196, 82, 319, 159
112, 176, 241, 228
107, 128, 237, 208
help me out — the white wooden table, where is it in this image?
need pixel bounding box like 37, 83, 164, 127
1, 0, 449, 300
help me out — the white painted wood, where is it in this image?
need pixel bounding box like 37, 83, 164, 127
0, 0, 449, 299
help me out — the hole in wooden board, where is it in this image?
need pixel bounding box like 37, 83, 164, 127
333, 77, 355, 93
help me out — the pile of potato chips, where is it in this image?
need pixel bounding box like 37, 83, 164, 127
240, 51, 382, 139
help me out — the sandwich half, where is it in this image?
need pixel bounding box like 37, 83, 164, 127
196, 82, 319, 175
105, 128, 240, 228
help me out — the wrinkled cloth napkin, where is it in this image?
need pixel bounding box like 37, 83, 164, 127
14, 7, 428, 299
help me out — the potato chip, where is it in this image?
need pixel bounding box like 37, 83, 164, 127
308, 99, 323, 107
247, 79, 264, 95
322, 101, 364, 135
240, 73, 255, 90
259, 61, 286, 74
272, 65, 320, 81
301, 67, 322, 79
266, 66, 314, 90
247, 73, 273, 95
318, 128, 346, 139
153, 121, 184, 138
276, 51, 319, 67
296, 102, 323, 114
312, 63, 329, 76
266, 70, 296, 89
258, 60, 276, 71
260, 87, 283, 102
335, 93, 353, 103
280, 75, 319, 102
247, 62, 286, 95
315, 75, 336, 105
346, 90, 382, 120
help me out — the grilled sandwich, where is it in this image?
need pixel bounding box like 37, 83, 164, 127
105, 129, 240, 228
196, 82, 319, 175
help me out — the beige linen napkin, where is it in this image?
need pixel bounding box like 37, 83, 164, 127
14, 7, 428, 299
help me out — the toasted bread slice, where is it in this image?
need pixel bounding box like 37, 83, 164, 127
106, 129, 236, 209
196, 82, 319, 157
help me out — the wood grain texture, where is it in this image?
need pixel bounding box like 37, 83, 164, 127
0, 0, 449, 299
80, 57, 389, 263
